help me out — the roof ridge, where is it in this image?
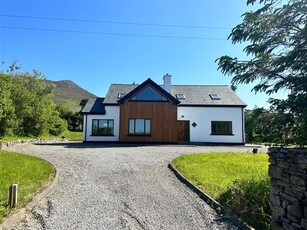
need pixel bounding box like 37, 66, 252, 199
170, 85, 229, 87
111, 83, 229, 87
110, 83, 137, 85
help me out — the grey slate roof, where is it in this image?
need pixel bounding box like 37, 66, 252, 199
104, 84, 138, 104
103, 84, 246, 107
81, 97, 106, 114
171, 85, 246, 106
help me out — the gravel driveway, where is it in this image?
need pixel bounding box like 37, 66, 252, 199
6, 143, 267, 230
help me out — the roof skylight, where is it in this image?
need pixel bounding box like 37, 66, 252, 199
176, 94, 186, 100
117, 93, 127, 99
209, 94, 220, 100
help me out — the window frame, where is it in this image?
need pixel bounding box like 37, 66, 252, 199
129, 86, 168, 102
209, 94, 221, 100
211, 121, 233, 135
91, 119, 114, 136
175, 94, 186, 100
128, 118, 151, 136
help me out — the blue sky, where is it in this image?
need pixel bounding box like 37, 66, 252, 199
0, 0, 287, 109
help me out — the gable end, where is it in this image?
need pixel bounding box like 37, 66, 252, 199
117, 78, 180, 105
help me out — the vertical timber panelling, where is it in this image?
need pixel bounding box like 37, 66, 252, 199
119, 101, 177, 142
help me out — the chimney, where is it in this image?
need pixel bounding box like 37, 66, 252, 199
163, 73, 172, 93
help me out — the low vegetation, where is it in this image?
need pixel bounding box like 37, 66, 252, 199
172, 153, 270, 229
0, 150, 55, 223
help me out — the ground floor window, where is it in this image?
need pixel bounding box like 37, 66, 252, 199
92, 119, 114, 135
211, 121, 233, 135
129, 118, 151, 135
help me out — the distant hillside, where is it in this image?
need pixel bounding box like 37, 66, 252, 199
46, 80, 97, 112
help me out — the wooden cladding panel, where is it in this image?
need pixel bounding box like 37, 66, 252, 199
119, 101, 177, 142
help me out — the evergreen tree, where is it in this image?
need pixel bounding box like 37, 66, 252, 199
217, 0, 307, 145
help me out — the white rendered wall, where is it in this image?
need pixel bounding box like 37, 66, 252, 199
177, 106, 244, 143
83, 106, 120, 142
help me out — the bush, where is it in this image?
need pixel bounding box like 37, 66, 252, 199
49, 118, 67, 136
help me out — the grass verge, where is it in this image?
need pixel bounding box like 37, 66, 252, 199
172, 152, 271, 229
0, 150, 55, 223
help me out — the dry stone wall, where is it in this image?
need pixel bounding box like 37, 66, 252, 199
0, 138, 68, 150
268, 147, 307, 230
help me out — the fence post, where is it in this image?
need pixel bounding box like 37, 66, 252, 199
9, 184, 18, 208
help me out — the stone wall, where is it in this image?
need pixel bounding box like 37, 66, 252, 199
0, 138, 68, 150
268, 147, 307, 230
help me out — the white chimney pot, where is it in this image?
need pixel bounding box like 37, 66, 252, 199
163, 74, 172, 93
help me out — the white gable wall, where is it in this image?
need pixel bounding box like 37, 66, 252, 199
83, 106, 120, 142
177, 106, 244, 143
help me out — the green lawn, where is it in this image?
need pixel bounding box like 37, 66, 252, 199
60, 130, 83, 141
0, 150, 55, 223
172, 153, 271, 229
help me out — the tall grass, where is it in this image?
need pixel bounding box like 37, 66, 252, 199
172, 153, 271, 229
0, 150, 55, 223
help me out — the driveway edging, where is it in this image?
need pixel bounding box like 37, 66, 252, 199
0, 162, 59, 230
168, 163, 254, 230
0, 138, 68, 150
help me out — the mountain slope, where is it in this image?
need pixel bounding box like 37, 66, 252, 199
46, 80, 97, 112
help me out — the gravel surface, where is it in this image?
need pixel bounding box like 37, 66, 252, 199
6, 143, 268, 230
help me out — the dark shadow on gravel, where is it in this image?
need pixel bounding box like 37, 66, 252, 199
34, 142, 191, 149
34, 142, 253, 149
34, 141, 260, 152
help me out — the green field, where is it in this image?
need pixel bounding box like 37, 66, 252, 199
0, 150, 55, 223
172, 153, 271, 229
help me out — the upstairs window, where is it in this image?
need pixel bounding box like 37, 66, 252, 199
130, 86, 167, 102
92, 119, 114, 136
129, 119, 151, 135
211, 121, 232, 135
209, 94, 220, 100
175, 94, 186, 100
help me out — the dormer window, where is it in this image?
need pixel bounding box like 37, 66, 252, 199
176, 94, 186, 100
117, 93, 127, 99
209, 94, 220, 100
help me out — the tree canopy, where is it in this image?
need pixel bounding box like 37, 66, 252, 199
217, 0, 307, 145
0, 69, 66, 138
245, 107, 293, 145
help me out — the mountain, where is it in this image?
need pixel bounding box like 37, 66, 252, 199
46, 80, 97, 112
